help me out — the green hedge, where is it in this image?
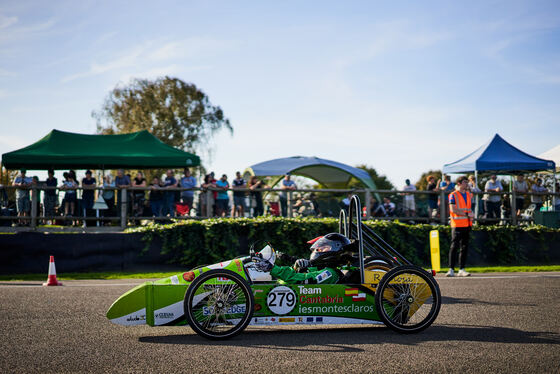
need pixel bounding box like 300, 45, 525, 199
127, 218, 560, 269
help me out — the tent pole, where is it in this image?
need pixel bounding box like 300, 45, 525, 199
553, 172, 557, 211
510, 175, 516, 225
474, 170, 479, 221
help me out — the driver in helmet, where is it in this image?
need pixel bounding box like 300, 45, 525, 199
253, 233, 352, 284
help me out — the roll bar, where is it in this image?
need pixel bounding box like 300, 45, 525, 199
342, 195, 413, 282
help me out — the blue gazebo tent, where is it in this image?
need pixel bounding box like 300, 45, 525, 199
245, 156, 377, 190
443, 134, 556, 212
443, 134, 555, 174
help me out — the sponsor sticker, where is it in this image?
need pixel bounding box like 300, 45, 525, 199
316, 270, 332, 284
345, 288, 359, 296
202, 304, 246, 316
353, 293, 366, 302
170, 275, 179, 285
155, 312, 174, 319
316, 317, 323, 323
279, 317, 295, 323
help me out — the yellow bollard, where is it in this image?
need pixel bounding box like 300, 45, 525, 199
429, 230, 441, 272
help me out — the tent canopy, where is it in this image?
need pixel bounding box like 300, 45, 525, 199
443, 134, 555, 174
539, 144, 560, 172
1, 129, 200, 170
245, 156, 377, 189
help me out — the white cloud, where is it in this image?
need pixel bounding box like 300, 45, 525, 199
62, 36, 236, 83
334, 21, 452, 68
0, 14, 18, 29
0, 67, 17, 77
0, 18, 57, 43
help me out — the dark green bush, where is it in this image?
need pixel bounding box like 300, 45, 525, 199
128, 218, 560, 269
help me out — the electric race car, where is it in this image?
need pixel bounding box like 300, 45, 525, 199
107, 196, 442, 339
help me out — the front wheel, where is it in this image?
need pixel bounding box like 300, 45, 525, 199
184, 269, 254, 340
375, 265, 441, 333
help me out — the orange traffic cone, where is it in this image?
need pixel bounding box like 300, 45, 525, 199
43, 256, 62, 286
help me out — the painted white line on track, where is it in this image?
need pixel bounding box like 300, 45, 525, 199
438, 274, 560, 280
0, 283, 142, 287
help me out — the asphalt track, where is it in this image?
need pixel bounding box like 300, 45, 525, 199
1, 273, 559, 374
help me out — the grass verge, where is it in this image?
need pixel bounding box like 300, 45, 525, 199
1, 265, 560, 281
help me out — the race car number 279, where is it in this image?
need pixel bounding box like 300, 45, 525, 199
267, 286, 296, 315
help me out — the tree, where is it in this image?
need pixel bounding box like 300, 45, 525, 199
92, 76, 232, 153
415, 170, 442, 190
354, 165, 395, 190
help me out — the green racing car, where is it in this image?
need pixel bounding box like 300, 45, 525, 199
107, 196, 442, 339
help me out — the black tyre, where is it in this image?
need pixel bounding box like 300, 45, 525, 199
374, 265, 441, 333
184, 269, 254, 340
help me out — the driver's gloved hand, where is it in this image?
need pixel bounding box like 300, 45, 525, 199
253, 258, 273, 272
294, 258, 310, 272
277, 251, 297, 264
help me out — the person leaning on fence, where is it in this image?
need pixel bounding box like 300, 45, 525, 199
61, 172, 78, 219
215, 174, 230, 217
530, 178, 547, 212
231, 171, 247, 218
44, 169, 58, 225
447, 176, 472, 277
279, 173, 296, 217
115, 169, 131, 216
149, 177, 164, 218
163, 170, 178, 217
249, 176, 267, 217
402, 179, 416, 217
483, 175, 502, 220
13, 169, 32, 225
513, 175, 528, 217
180, 168, 196, 212
82, 170, 97, 219
467, 175, 481, 217
426, 175, 439, 219
102, 175, 115, 223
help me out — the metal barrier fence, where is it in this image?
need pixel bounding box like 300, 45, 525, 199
0, 184, 557, 230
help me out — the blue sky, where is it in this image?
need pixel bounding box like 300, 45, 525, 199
1, 0, 559, 186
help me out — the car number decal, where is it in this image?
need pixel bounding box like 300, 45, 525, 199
267, 286, 296, 315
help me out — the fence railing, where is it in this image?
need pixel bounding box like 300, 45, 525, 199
0, 184, 557, 230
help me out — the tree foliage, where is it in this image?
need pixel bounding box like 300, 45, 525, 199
354, 165, 395, 190
92, 76, 232, 152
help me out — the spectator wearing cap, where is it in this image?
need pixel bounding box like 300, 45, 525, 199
12, 169, 32, 225
180, 168, 197, 213
82, 170, 97, 219
279, 173, 297, 217
44, 170, 58, 225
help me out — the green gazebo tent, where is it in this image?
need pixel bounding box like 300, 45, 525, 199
1, 129, 200, 170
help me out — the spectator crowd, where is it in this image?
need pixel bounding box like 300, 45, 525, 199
2, 168, 558, 227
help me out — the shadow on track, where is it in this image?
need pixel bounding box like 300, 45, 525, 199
443, 296, 537, 307
139, 324, 560, 349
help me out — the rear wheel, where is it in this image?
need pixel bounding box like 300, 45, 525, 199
375, 265, 441, 333
184, 269, 254, 340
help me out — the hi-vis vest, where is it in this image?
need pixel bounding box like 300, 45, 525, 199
449, 190, 472, 228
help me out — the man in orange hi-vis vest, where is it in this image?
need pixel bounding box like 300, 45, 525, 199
447, 176, 473, 277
